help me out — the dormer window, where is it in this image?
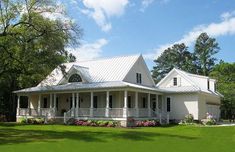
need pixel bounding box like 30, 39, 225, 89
136, 73, 142, 84
68, 74, 82, 83
173, 77, 177, 86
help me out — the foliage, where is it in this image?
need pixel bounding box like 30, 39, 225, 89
194, 32, 220, 76
18, 117, 45, 124
210, 61, 235, 119
74, 120, 120, 127
152, 43, 195, 82
135, 120, 160, 127
0, 114, 7, 122
179, 114, 195, 125
0, 0, 82, 120
152, 32, 219, 83
201, 113, 217, 125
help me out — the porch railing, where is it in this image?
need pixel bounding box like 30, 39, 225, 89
17, 108, 56, 117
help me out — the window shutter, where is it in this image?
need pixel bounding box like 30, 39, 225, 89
177, 77, 181, 86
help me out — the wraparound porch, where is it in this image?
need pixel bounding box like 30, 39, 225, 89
16, 89, 169, 123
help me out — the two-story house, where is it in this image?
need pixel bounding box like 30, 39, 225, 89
14, 54, 222, 126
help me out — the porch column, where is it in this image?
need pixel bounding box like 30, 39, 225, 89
49, 94, 53, 108
148, 93, 151, 117
123, 90, 128, 118
72, 93, 75, 116
90, 92, 94, 117
17, 95, 21, 116
28, 96, 31, 116
135, 92, 139, 117
38, 94, 41, 115
105, 91, 110, 117
156, 94, 159, 117
53, 94, 57, 117
76, 92, 79, 117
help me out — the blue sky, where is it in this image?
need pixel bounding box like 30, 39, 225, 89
59, 0, 235, 69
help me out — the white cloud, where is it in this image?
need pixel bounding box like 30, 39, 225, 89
140, 0, 154, 12
144, 10, 235, 60
140, 0, 169, 12
67, 38, 108, 61
80, 0, 129, 32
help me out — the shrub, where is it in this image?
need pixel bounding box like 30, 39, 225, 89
19, 117, 27, 124
184, 114, 194, 123
74, 120, 119, 127
135, 120, 159, 127
0, 115, 6, 122
201, 113, 217, 125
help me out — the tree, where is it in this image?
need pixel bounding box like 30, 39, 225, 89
210, 61, 235, 119
152, 43, 194, 83
194, 32, 220, 76
0, 0, 82, 120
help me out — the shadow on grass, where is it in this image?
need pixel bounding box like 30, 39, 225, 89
0, 126, 198, 145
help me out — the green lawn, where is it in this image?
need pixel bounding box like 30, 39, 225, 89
0, 123, 235, 152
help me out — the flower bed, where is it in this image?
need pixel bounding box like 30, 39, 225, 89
74, 120, 120, 127
135, 120, 160, 127
201, 113, 217, 125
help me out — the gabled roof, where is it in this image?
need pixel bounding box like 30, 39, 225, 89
157, 68, 222, 96
38, 54, 141, 86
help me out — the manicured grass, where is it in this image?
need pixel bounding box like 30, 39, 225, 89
0, 123, 235, 152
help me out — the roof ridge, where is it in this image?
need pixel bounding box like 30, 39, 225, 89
68, 54, 141, 64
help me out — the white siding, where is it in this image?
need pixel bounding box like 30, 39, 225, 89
124, 56, 155, 87
159, 71, 192, 88
164, 93, 199, 120
198, 93, 220, 120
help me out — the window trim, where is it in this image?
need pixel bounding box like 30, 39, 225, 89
68, 73, 82, 83
173, 77, 177, 86
136, 73, 142, 84
166, 97, 171, 112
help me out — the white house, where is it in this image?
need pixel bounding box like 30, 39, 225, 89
14, 54, 222, 126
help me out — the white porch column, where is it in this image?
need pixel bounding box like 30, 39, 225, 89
148, 93, 151, 117
28, 96, 31, 116
38, 94, 41, 115
76, 92, 79, 117
135, 92, 139, 117
156, 94, 159, 117
49, 94, 53, 108
54, 94, 57, 108
123, 90, 128, 118
105, 91, 110, 117
53, 94, 57, 117
17, 95, 21, 116
90, 92, 94, 117
72, 93, 75, 116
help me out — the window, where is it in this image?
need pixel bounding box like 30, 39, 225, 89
109, 95, 113, 108
207, 80, 210, 90
43, 98, 48, 108
20, 96, 29, 108
56, 97, 59, 109
173, 77, 177, 86
167, 97, 171, 112
136, 73, 142, 84
128, 96, 131, 108
142, 97, 146, 108
93, 96, 98, 108
68, 74, 82, 83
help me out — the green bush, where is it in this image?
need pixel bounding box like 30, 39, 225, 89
18, 117, 27, 124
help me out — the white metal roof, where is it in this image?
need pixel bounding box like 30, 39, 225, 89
38, 54, 141, 86
14, 81, 163, 94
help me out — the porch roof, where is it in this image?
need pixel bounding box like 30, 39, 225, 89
14, 81, 164, 94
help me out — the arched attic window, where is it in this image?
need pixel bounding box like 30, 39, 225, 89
68, 74, 82, 83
